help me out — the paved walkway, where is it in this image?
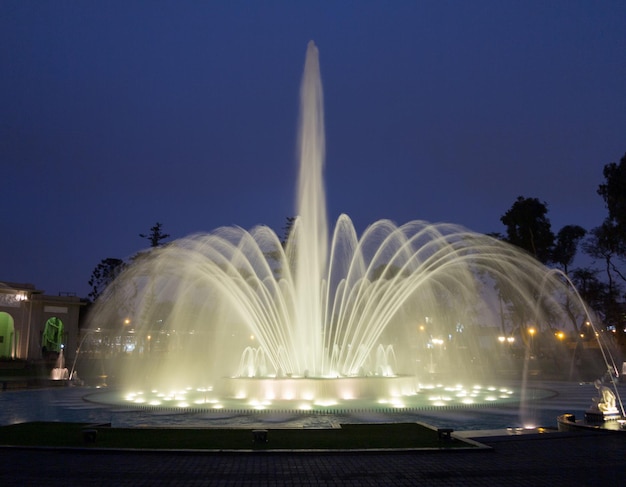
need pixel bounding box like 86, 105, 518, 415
1, 430, 624, 486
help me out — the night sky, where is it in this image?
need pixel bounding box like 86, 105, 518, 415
2, 1, 625, 298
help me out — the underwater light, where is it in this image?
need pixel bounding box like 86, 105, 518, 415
314, 400, 338, 407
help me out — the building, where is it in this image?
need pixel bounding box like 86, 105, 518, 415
0, 282, 83, 363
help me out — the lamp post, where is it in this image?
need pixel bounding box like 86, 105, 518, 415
528, 327, 536, 358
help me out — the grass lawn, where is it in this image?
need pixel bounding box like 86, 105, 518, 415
0, 422, 475, 450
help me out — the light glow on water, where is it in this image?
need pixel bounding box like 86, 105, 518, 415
94, 382, 520, 412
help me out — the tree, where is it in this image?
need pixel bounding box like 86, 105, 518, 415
598, 152, 626, 240
88, 258, 125, 301
501, 196, 555, 264
552, 225, 587, 275
571, 268, 610, 320
140, 222, 170, 248
583, 220, 626, 290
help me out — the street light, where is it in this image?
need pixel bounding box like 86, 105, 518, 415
528, 327, 536, 357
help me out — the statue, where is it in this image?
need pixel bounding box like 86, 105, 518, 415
590, 379, 617, 413
585, 369, 621, 422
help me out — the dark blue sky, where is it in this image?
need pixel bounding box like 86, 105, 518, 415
2, 1, 625, 298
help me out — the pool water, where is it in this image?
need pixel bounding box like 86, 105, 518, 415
0, 381, 622, 431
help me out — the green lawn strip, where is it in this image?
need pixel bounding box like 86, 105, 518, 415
0, 422, 473, 450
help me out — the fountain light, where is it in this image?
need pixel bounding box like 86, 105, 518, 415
314, 400, 338, 407
390, 398, 405, 408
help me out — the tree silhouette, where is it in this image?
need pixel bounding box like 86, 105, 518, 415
140, 222, 170, 248
552, 225, 587, 275
598, 152, 626, 240
501, 196, 555, 264
87, 258, 125, 301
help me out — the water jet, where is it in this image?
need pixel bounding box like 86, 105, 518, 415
85, 42, 611, 415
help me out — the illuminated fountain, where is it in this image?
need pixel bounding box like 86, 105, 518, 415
87, 42, 601, 413
50, 348, 69, 381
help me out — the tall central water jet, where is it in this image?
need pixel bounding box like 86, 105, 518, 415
292, 42, 327, 375
87, 42, 601, 410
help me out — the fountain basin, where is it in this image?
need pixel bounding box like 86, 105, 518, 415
84, 381, 525, 414
557, 413, 626, 433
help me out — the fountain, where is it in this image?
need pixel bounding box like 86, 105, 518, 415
86, 42, 611, 413
50, 348, 69, 381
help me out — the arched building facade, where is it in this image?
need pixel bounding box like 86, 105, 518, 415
0, 282, 82, 363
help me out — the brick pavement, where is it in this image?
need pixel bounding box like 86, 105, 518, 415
1, 430, 624, 486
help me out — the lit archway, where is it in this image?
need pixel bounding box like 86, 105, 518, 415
0, 312, 15, 358
42, 317, 64, 355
